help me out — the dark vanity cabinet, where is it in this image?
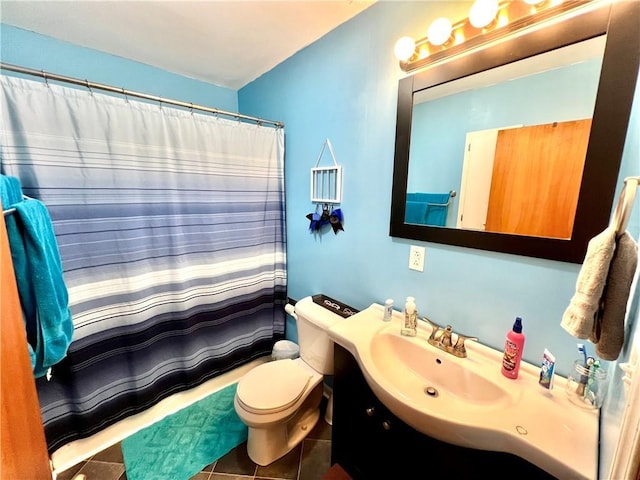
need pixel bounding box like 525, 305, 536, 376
331, 344, 556, 479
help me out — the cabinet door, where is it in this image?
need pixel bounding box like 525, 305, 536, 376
332, 345, 426, 478
332, 344, 377, 478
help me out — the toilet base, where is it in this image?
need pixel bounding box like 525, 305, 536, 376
246, 383, 323, 466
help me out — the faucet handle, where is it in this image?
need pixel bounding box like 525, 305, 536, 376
439, 325, 454, 347
453, 333, 479, 357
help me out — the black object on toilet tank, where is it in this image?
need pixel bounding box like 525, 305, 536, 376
311, 294, 359, 319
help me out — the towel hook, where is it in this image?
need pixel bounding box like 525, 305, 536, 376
612, 176, 639, 237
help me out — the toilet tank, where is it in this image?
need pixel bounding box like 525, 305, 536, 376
292, 295, 355, 374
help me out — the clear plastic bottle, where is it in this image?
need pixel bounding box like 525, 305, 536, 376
383, 299, 394, 322
401, 296, 417, 337
501, 317, 525, 379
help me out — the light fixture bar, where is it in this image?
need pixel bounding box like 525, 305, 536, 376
399, 0, 597, 73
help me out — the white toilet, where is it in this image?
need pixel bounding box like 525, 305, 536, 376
234, 295, 346, 466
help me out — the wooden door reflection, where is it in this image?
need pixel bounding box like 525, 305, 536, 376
486, 119, 592, 238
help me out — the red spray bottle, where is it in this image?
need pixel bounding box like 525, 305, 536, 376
501, 317, 525, 379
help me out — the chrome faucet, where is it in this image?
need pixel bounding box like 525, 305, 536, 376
422, 317, 478, 358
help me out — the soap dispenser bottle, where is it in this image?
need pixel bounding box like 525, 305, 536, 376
401, 296, 417, 337
501, 317, 525, 379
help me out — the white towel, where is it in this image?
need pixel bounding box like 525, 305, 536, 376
561, 227, 616, 338
592, 232, 638, 360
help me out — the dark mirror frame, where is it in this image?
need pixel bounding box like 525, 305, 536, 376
390, 1, 640, 263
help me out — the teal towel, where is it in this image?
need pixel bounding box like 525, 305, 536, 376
405, 200, 428, 224
1, 174, 36, 366
7, 199, 73, 378
425, 203, 448, 227
1, 174, 23, 209
405, 193, 451, 226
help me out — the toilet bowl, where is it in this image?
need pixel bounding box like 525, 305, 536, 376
234, 358, 324, 465
234, 295, 347, 466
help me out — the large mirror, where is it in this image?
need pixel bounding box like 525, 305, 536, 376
390, 1, 640, 263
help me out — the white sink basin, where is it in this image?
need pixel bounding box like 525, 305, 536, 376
370, 330, 511, 407
327, 303, 599, 480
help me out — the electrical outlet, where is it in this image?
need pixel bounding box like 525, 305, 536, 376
408, 245, 425, 272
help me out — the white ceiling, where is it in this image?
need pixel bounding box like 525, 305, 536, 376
0, 1, 376, 89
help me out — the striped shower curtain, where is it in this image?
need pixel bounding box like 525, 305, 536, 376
0, 75, 286, 453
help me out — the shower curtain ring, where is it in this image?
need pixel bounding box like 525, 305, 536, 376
121, 88, 128, 103
85, 79, 93, 96
41, 70, 49, 88
189, 102, 194, 115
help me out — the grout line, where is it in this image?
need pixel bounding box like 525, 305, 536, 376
295, 440, 304, 480
252, 476, 297, 480
208, 474, 253, 479
206, 473, 253, 478
71, 463, 87, 479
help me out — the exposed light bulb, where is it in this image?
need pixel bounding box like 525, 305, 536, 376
427, 17, 453, 46
394, 36, 416, 61
469, 0, 499, 28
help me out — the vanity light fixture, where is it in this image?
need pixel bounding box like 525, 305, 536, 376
395, 0, 591, 72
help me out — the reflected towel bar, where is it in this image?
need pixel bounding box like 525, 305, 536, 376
427, 190, 457, 207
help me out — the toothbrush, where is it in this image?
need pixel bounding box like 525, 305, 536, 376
578, 343, 588, 366
576, 344, 589, 396
584, 359, 600, 403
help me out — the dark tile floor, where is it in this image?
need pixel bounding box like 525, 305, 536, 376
56, 403, 333, 480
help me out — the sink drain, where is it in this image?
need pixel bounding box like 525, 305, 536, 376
424, 386, 439, 397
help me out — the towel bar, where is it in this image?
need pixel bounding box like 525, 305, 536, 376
2, 195, 34, 217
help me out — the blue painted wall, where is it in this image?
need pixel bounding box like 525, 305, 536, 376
2, 2, 639, 476
0, 24, 238, 112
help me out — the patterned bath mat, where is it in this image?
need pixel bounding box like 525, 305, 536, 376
121, 382, 247, 480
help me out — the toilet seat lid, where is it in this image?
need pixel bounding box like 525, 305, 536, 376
236, 359, 312, 414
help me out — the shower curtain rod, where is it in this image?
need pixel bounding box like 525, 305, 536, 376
0, 62, 284, 128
